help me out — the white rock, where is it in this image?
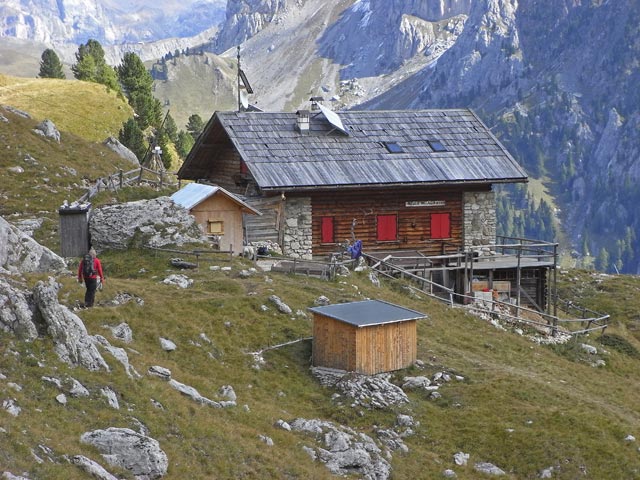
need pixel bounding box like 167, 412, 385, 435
581, 343, 597, 355
55, 393, 67, 405
454, 452, 469, 466
258, 434, 274, 446
624, 434, 636, 442
69, 378, 90, 397
2, 399, 21, 416
80, 427, 168, 478
539, 466, 554, 478
443, 469, 457, 478
160, 337, 177, 351
101, 387, 120, 409
474, 462, 505, 476
148, 365, 172, 380
70, 454, 119, 480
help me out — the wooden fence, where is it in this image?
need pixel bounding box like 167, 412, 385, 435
78, 167, 178, 203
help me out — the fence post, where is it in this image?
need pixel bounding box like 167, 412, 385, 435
160, 170, 164, 188
119, 169, 123, 189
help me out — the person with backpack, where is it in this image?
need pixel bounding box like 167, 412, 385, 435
77, 247, 104, 308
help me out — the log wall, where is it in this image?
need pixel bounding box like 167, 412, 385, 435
306, 186, 488, 256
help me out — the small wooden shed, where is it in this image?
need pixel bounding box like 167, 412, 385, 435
58, 203, 91, 257
171, 183, 260, 255
309, 299, 426, 375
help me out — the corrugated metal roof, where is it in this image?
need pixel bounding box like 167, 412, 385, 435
179, 109, 528, 189
170, 183, 261, 214
308, 299, 426, 327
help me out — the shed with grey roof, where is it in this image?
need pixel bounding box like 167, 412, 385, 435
170, 183, 260, 255
309, 299, 426, 374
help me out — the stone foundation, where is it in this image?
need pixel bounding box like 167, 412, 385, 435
282, 197, 312, 259
463, 190, 496, 253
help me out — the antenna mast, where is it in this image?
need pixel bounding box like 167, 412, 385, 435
237, 45, 241, 112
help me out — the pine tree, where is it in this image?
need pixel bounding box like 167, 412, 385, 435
156, 132, 174, 169
163, 113, 178, 143
130, 91, 163, 130
186, 114, 205, 140
119, 118, 147, 162
72, 39, 120, 91
176, 130, 195, 158
117, 52, 153, 97
595, 247, 610, 272
38, 49, 65, 79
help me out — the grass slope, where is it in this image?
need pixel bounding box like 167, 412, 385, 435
1, 77, 640, 480
0, 74, 132, 142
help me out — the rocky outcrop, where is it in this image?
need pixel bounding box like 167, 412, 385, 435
319, 0, 469, 78
89, 197, 207, 251
103, 137, 139, 165
0, 277, 38, 341
80, 427, 168, 479
214, 0, 289, 53
33, 278, 109, 371
32, 119, 60, 142
0, 215, 66, 274
282, 418, 392, 480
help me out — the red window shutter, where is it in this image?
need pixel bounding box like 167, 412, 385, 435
321, 217, 334, 243
240, 161, 248, 175
377, 214, 397, 241
431, 213, 451, 239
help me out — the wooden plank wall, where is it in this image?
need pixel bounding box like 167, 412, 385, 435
355, 321, 417, 375
312, 315, 357, 371
307, 187, 479, 256
312, 314, 417, 374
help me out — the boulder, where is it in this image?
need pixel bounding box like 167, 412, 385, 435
33, 278, 109, 371
103, 137, 139, 165
0, 277, 38, 341
33, 119, 60, 142
0, 216, 66, 274
89, 197, 206, 251
268, 295, 292, 314
80, 427, 168, 479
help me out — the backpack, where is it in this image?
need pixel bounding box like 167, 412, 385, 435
82, 254, 96, 278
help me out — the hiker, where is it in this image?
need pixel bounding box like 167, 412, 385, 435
77, 248, 105, 307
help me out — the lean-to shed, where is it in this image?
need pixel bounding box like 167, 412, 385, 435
170, 183, 260, 255
309, 299, 426, 375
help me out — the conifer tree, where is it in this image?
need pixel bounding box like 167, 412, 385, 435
72, 39, 120, 91
38, 49, 65, 79
117, 52, 153, 97
119, 118, 147, 162
163, 113, 178, 143
186, 114, 205, 140
176, 130, 195, 158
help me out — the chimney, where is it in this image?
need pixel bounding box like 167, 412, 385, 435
309, 96, 324, 111
296, 110, 310, 133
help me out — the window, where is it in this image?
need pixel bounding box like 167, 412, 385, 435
428, 140, 447, 152
430, 213, 450, 239
377, 214, 398, 241
240, 160, 249, 175
321, 216, 335, 243
383, 141, 403, 153
208, 221, 224, 235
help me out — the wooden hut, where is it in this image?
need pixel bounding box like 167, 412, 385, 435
309, 299, 426, 375
170, 183, 260, 255
177, 106, 528, 259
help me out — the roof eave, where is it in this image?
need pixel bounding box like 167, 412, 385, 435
257, 177, 528, 192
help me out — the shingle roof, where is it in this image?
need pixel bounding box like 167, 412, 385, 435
179, 108, 528, 190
